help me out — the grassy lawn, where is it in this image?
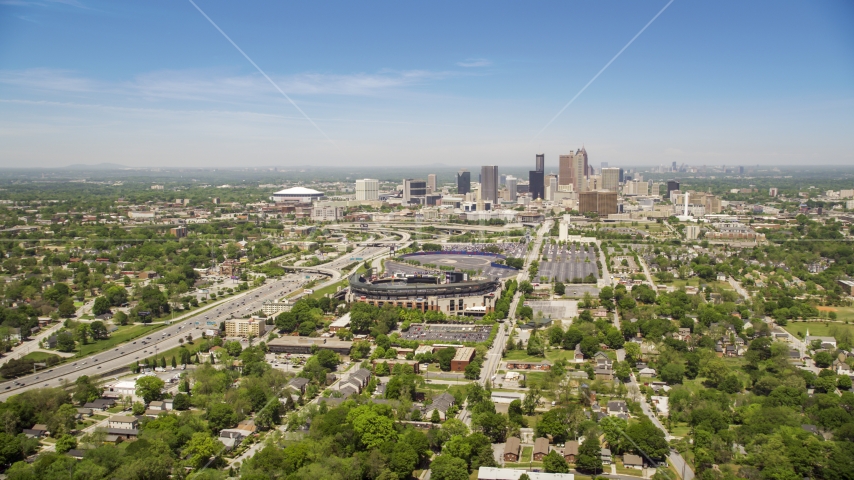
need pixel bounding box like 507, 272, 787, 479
146, 337, 210, 366
75, 324, 166, 357
784, 321, 854, 341
615, 461, 644, 476
504, 349, 575, 363
421, 383, 450, 392
669, 279, 732, 290
309, 279, 349, 300
521, 371, 548, 384
671, 423, 692, 438
520, 446, 533, 463
20, 351, 61, 362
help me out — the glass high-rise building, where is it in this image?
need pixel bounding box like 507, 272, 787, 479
456, 169, 471, 195
529, 153, 545, 200
480, 165, 499, 203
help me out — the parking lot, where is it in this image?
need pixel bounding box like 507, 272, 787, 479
401, 323, 492, 343
538, 243, 600, 283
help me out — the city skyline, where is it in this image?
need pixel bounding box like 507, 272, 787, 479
1, 0, 852, 168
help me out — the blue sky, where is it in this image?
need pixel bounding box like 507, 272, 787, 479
1, 0, 852, 169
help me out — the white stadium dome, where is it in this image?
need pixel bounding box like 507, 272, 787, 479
271, 187, 324, 202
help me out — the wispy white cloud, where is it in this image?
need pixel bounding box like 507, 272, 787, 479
456, 58, 491, 68
0, 67, 458, 102
0, 68, 100, 93
0, 0, 87, 8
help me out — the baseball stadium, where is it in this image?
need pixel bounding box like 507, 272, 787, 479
346, 271, 502, 316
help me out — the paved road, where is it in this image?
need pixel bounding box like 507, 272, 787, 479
627, 372, 695, 480
727, 276, 750, 300
636, 252, 657, 290
0, 243, 395, 401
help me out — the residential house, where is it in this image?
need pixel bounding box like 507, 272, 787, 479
106, 415, 139, 442
108, 415, 138, 430
607, 400, 628, 417
503, 437, 521, 462
638, 367, 657, 378
594, 365, 613, 381
288, 377, 310, 394
346, 368, 372, 391
600, 448, 612, 465
623, 454, 645, 469
593, 352, 611, 366
532, 437, 550, 461
83, 398, 116, 411
219, 428, 246, 450
573, 344, 585, 363
65, 449, 87, 460
23, 424, 48, 438
563, 440, 579, 463
425, 392, 455, 421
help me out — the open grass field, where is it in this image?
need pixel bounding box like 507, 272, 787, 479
783, 321, 854, 342
20, 351, 61, 362
607, 222, 665, 233
75, 323, 166, 357
504, 348, 577, 364
813, 306, 854, 323
669, 279, 733, 290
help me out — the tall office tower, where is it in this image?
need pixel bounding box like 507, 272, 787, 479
506, 176, 518, 201
499, 174, 507, 186
705, 195, 722, 214
480, 166, 499, 203
559, 148, 589, 192
619, 168, 625, 183
672, 161, 677, 172
457, 169, 471, 194
572, 149, 588, 193
601, 168, 620, 192
769, 187, 778, 197
579, 191, 618, 216
427, 174, 437, 193
547, 175, 558, 200
559, 154, 572, 186
403, 178, 427, 203
529, 171, 544, 200
529, 153, 545, 200
667, 180, 680, 196
355, 179, 379, 201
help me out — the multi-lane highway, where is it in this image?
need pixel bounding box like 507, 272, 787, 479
0, 243, 392, 401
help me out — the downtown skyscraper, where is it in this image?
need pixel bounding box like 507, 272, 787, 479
480, 165, 499, 203
529, 153, 545, 200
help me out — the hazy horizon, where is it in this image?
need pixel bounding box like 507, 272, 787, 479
1, 0, 852, 168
